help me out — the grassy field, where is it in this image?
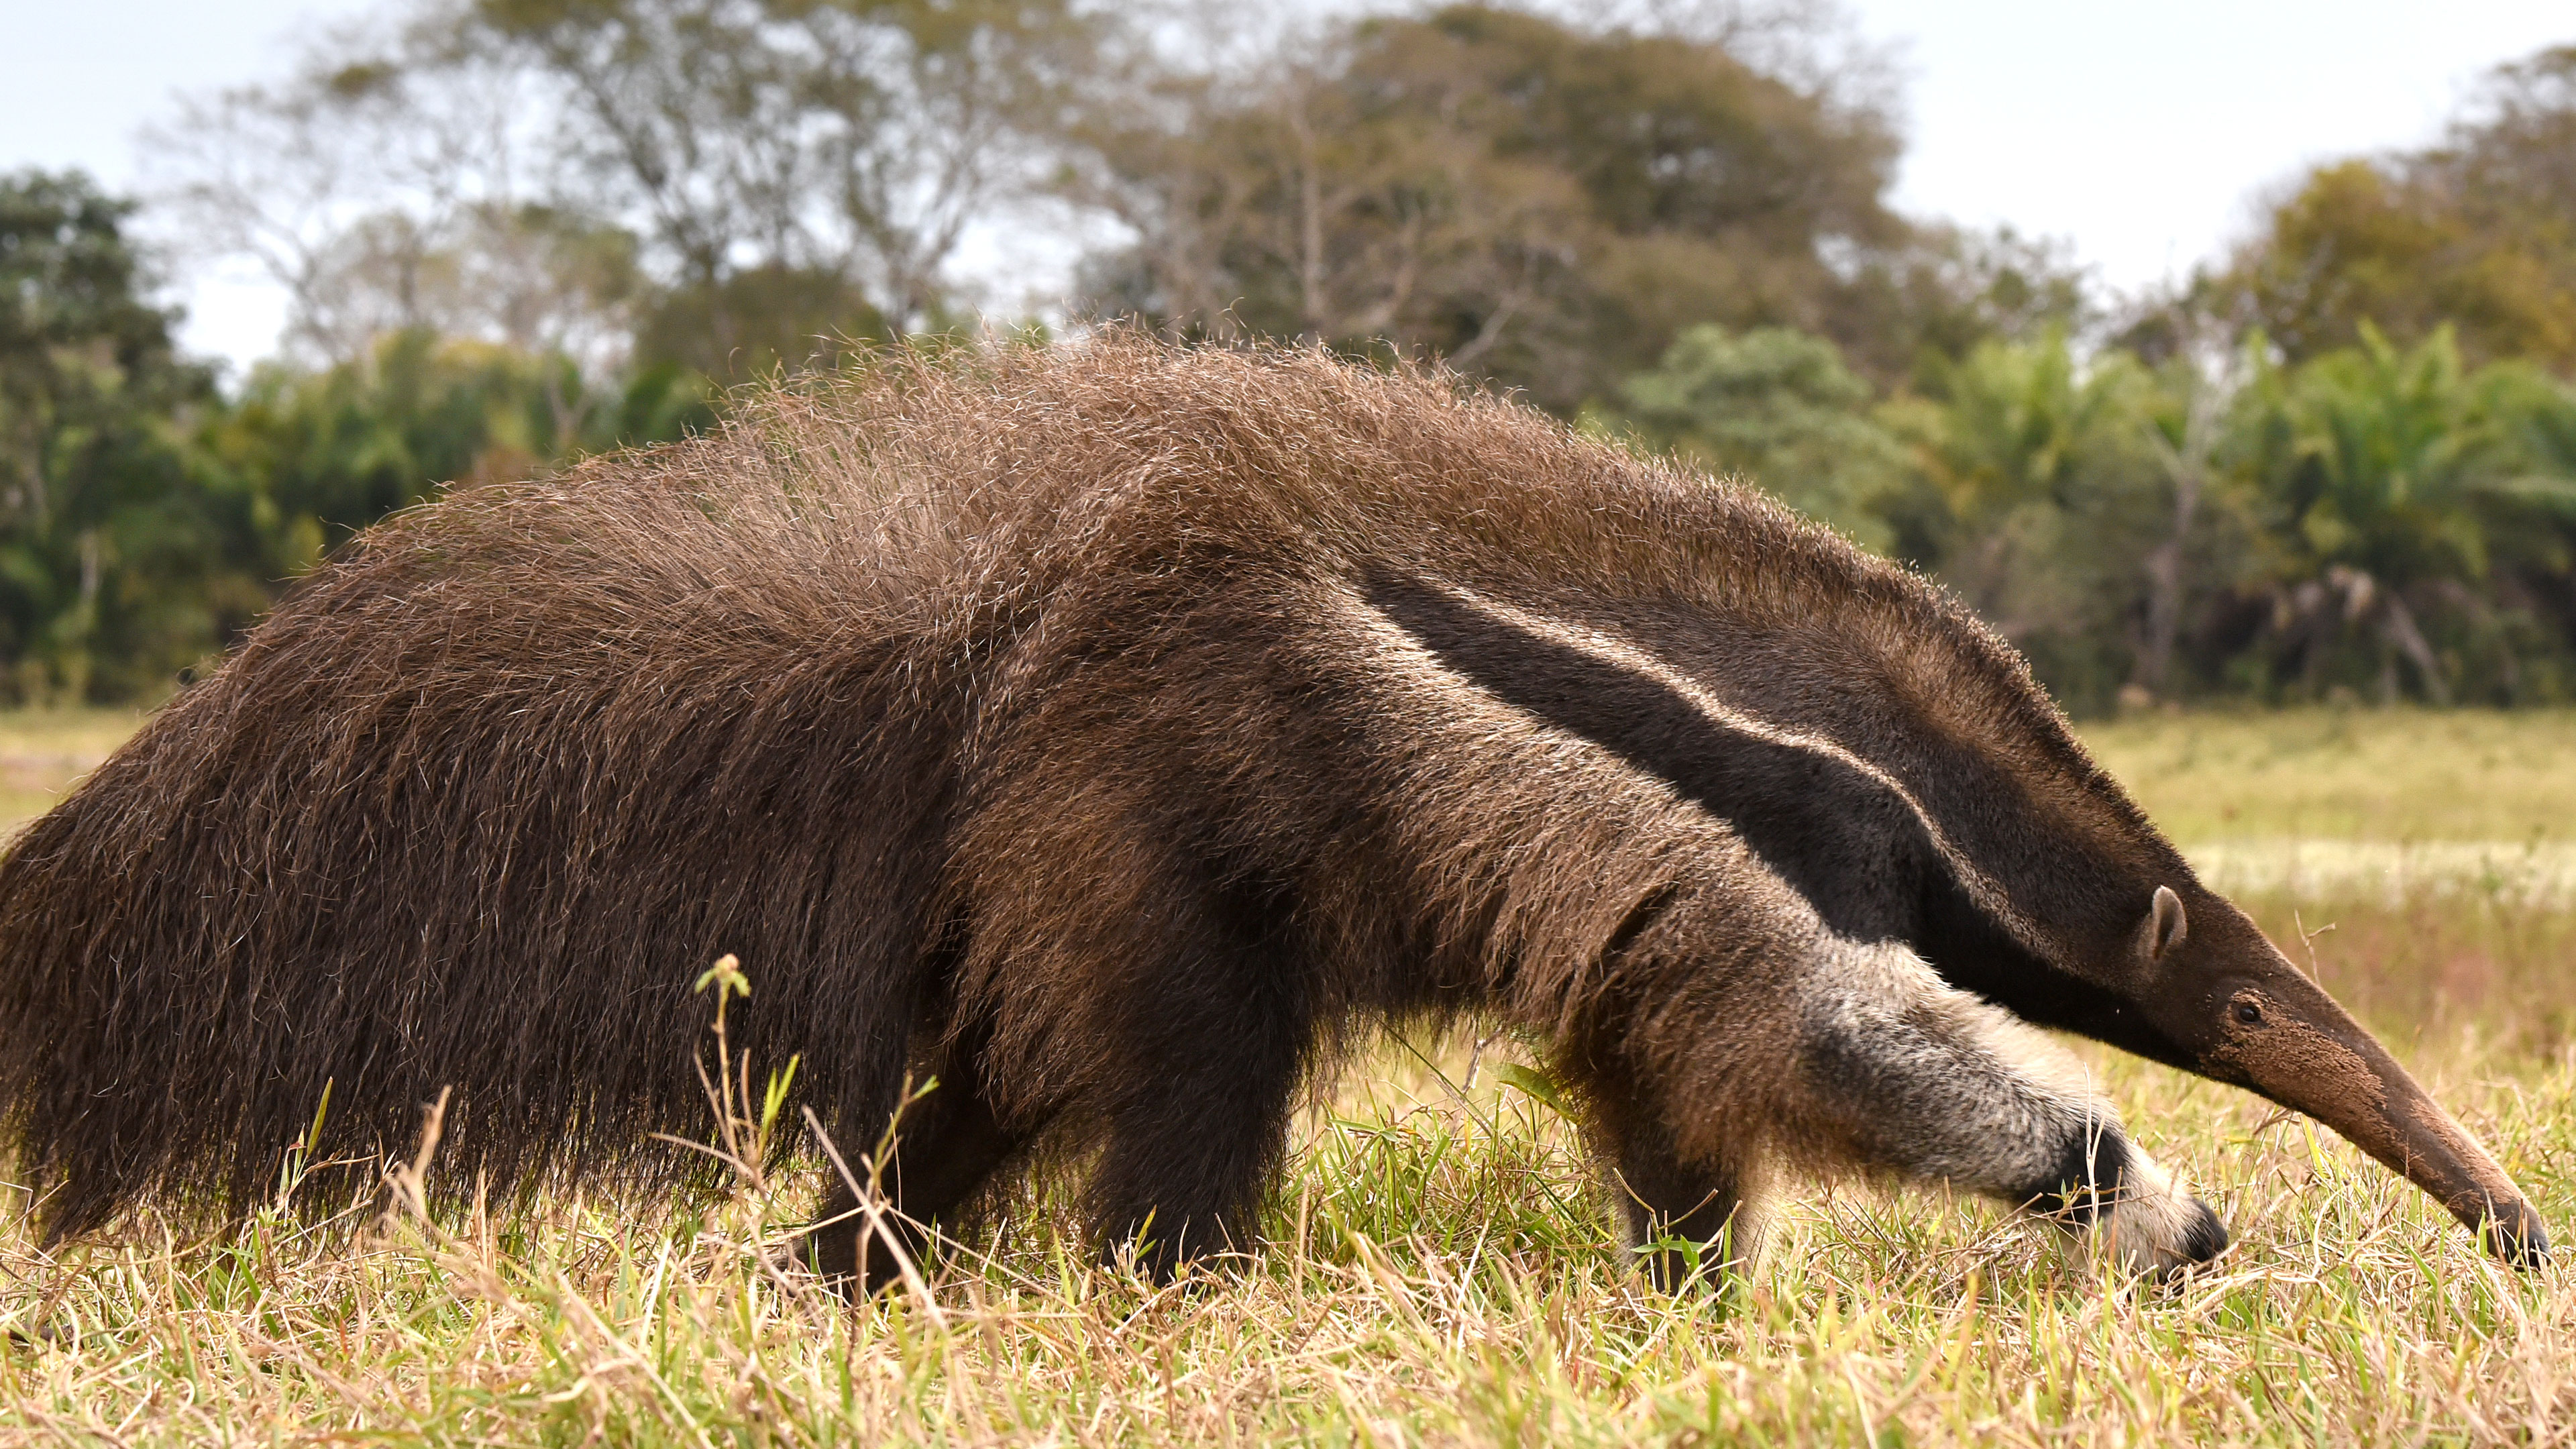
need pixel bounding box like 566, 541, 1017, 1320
2, 708, 2573, 1445
0, 710, 146, 841
2086, 706, 2576, 842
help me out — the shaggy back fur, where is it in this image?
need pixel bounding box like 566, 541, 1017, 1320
0, 336, 2211, 1264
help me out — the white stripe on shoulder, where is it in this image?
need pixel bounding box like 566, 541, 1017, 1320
1387, 576, 2068, 973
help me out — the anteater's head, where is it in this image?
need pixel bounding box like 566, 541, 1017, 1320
2121, 883, 2547, 1267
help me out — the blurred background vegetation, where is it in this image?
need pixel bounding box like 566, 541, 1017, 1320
8, 0, 2576, 714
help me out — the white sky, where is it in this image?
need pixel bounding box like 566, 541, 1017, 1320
1864, 0, 2575, 303
6, 0, 2571, 371
6, 0, 384, 372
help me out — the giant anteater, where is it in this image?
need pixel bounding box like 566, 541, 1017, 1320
0, 337, 2546, 1289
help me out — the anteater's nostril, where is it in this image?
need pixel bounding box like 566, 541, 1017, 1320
2484, 1208, 2552, 1269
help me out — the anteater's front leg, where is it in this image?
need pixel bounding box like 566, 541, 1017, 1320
1581, 1055, 1768, 1291
1794, 943, 2229, 1276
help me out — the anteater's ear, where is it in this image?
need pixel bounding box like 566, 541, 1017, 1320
2142, 885, 2188, 961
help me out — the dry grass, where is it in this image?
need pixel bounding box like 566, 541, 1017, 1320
2084, 705, 2576, 843
0, 711, 144, 840
2, 1035, 2565, 1446
3, 707, 2573, 1446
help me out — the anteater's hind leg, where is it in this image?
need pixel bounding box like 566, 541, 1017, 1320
1790, 941, 2229, 1276
1077, 902, 1316, 1283
1083, 1026, 1309, 1281
803, 1050, 1030, 1296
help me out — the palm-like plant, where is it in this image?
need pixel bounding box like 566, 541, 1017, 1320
1886, 330, 2161, 637
2238, 325, 2576, 702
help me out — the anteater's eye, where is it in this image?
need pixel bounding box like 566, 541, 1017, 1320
2233, 1001, 2263, 1026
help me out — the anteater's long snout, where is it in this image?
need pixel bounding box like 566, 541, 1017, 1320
2371, 1065, 2550, 1266
2361, 1069, 2549, 1266
2214, 968, 2547, 1267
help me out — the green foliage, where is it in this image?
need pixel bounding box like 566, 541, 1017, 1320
2231, 48, 2576, 371
2231, 327, 2576, 704
0, 170, 247, 702
1607, 320, 2576, 714
635, 264, 890, 382
205, 327, 714, 568
2245, 327, 2513, 585
1074, 5, 2014, 412
1871, 329, 2178, 712
1609, 324, 1904, 549
2, 168, 725, 705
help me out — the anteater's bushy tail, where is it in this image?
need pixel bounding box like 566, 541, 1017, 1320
0, 430, 967, 1234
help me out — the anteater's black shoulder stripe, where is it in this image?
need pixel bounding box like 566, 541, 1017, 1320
1362, 572, 2191, 1066
1364, 570, 1935, 945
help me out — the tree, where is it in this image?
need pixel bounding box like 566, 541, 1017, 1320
151, 0, 1099, 378
0, 172, 252, 702
464, 0, 1099, 372
1609, 323, 1902, 548
1071, 3, 1916, 413
144, 49, 595, 368
1834, 223, 2092, 391
205, 327, 714, 570
2229, 46, 2576, 372
1876, 330, 2175, 711
2123, 316, 2264, 700
294, 201, 649, 377
2235, 326, 2576, 704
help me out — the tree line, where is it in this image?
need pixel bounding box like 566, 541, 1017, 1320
7, 2, 2575, 710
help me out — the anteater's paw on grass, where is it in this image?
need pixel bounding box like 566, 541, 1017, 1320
762, 1234, 843, 1294
2094, 1157, 2229, 1279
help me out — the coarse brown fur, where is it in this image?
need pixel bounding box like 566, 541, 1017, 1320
0, 335, 2541, 1287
